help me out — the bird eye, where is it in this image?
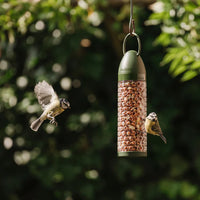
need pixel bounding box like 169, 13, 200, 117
62, 99, 70, 109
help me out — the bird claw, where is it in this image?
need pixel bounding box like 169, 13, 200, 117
50, 119, 58, 126
47, 112, 57, 126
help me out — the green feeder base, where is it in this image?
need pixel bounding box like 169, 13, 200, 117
118, 151, 147, 157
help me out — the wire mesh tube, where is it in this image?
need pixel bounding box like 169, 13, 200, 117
118, 50, 147, 157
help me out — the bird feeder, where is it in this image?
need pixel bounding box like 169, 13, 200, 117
117, 26, 147, 156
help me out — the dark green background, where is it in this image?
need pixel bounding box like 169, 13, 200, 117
0, 1, 200, 199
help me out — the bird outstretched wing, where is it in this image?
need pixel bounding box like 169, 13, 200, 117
34, 80, 58, 110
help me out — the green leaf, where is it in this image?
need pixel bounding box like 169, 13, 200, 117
159, 180, 180, 199
184, 2, 198, 12
155, 33, 171, 46
190, 61, 200, 70
149, 12, 169, 20
180, 182, 198, 198
172, 65, 187, 77
182, 56, 194, 65
0, 69, 15, 86
169, 57, 182, 73
161, 52, 177, 66
181, 70, 198, 81
167, 47, 180, 55
161, 48, 187, 66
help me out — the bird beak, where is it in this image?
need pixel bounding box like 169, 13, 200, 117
67, 102, 71, 109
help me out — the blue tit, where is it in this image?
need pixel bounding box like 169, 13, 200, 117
145, 112, 167, 144
30, 80, 70, 132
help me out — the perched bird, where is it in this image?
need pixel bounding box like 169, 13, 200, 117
30, 80, 70, 132
145, 112, 167, 144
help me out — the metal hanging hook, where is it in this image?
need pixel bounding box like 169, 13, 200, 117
122, 0, 141, 55
129, 0, 135, 35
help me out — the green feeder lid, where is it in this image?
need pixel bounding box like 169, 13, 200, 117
118, 50, 146, 81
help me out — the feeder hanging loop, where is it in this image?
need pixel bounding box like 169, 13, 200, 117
123, 0, 141, 56
123, 32, 141, 56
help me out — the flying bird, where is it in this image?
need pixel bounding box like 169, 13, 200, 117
30, 80, 70, 132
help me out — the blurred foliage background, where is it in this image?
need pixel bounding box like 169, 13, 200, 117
1, 0, 200, 200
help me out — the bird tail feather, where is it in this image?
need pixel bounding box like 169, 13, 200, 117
30, 118, 44, 132
160, 134, 167, 144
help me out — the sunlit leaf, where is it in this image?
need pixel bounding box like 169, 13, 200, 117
181, 70, 198, 81
168, 57, 182, 73
190, 61, 200, 70
184, 2, 198, 12
161, 52, 177, 66
149, 12, 169, 20
155, 33, 171, 46
172, 65, 187, 77
182, 56, 194, 65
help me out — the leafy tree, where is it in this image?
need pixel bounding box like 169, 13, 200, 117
148, 0, 200, 81
1, 1, 200, 200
